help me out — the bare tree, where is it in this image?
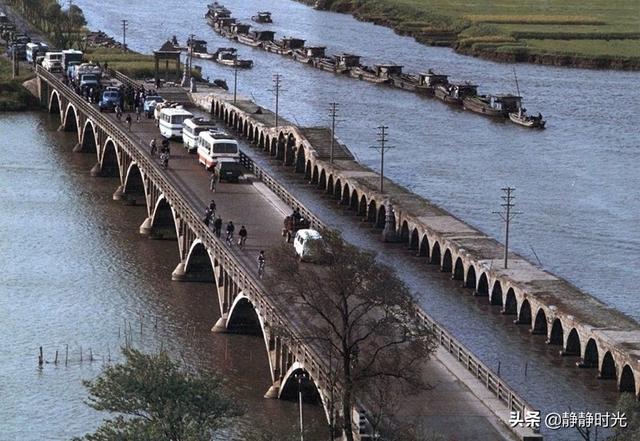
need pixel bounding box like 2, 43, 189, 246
266, 230, 436, 440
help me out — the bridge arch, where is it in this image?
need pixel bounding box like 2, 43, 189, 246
80, 119, 98, 153
341, 183, 350, 205
312, 165, 319, 185
279, 362, 328, 419
549, 318, 564, 345
532, 308, 548, 335
63, 103, 79, 133
477, 273, 489, 296
183, 239, 215, 283
100, 139, 121, 177
465, 265, 477, 290
334, 179, 342, 200
376, 203, 386, 228
430, 242, 441, 265
490, 281, 503, 306
319, 169, 327, 189
583, 338, 599, 368
327, 175, 334, 195
418, 234, 429, 258
123, 162, 147, 206
226, 294, 263, 335
453, 257, 464, 281
49, 89, 61, 114
619, 365, 636, 396
600, 351, 616, 379
503, 288, 517, 314
150, 194, 179, 240
518, 299, 532, 325
399, 221, 410, 244
349, 188, 358, 210
296, 146, 306, 173
565, 328, 581, 356
409, 228, 419, 251
442, 249, 453, 273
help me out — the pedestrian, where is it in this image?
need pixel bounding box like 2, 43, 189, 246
238, 225, 247, 249
225, 221, 235, 245
209, 199, 216, 218
125, 114, 132, 130
136, 103, 142, 121
149, 138, 157, 156
213, 216, 222, 237
115, 105, 122, 121
209, 170, 217, 192
257, 250, 265, 278
203, 207, 212, 226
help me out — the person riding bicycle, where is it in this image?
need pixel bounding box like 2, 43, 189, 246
238, 226, 247, 248
160, 152, 169, 169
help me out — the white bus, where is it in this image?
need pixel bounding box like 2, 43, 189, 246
197, 129, 239, 170
26, 42, 48, 64
182, 117, 217, 152
158, 107, 193, 139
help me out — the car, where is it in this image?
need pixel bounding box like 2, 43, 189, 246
293, 229, 326, 263
215, 158, 243, 182
98, 90, 121, 112
143, 95, 163, 118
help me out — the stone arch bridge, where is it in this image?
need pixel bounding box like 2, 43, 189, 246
196, 91, 640, 400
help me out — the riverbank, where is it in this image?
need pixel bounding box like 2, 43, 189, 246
304, 0, 640, 70
0, 45, 38, 111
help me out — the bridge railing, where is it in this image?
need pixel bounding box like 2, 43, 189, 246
39, 66, 538, 430
239, 152, 323, 230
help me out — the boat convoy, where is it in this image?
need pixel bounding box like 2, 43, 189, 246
204, 2, 546, 129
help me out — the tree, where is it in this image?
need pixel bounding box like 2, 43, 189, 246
74, 348, 244, 441
266, 230, 436, 441
612, 393, 640, 440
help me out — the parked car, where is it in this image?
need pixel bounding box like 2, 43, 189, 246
293, 229, 326, 263
98, 90, 121, 112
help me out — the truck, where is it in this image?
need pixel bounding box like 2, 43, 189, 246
26, 42, 48, 64
73, 63, 102, 90
42, 51, 63, 72
61, 49, 83, 72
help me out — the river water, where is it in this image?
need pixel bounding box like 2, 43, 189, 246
3, 0, 639, 439
0, 113, 325, 440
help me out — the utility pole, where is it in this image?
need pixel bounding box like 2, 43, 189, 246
270, 73, 283, 128
121, 19, 128, 53
233, 61, 238, 104
295, 371, 308, 441
493, 187, 522, 269
328, 102, 339, 164
12, 45, 19, 78
369, 126, 395, 193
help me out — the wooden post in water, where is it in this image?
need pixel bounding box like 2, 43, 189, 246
54, 350, 58, 365
65, 344, 69, 366
89, 348, 93, 362
38, 346, 43, 367
80, 346, 83, 363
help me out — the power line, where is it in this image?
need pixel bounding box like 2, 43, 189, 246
369, 126, 395, 193
492, 187, 522, 269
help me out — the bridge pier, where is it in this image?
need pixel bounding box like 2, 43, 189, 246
90, 163, 102, 177
72, 143, 83, 153
171, 262, 187, 281
112, 185, 125, 201
211, 314, 228, 333
139, 217, 153, 235
264, 381, 281, 399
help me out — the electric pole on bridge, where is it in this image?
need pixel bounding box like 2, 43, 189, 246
121, 19, 128, 53
233, 61, 238, 104
328, 102, 340, 164
493, 187, 522, 269
369, 125, 395, 193
269, 73, 285, 129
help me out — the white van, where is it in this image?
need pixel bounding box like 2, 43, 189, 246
42, 51, 63, 72
182, 117, 217, 152
158, 107, 193, 139
293, 229, 325, 262
26, 42, 48, 64
197, 129, 239, 170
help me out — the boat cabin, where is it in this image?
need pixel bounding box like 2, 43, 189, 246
188, 39, 208, 54
207, 2, 231, 18
418, 71, 448, 87
336, 53, 360, 68
215, 17, 236, 29
281, 37, 305, 50
231, 23, 251, 35
302, 46, 326, 57
490, 95, 522, 113
375, 64, 403, 78
253, 12, 272, 23
250, 30, 276, 42
452, 83, 478, 99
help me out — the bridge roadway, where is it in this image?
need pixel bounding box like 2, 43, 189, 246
36, 67, 527, 440
189, 88, 640, 405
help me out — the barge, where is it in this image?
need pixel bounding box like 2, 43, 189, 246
463, 94, 521, 118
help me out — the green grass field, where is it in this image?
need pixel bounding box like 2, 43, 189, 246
330, 0, 640, 66
84, 48, 201, 80
0, 45, 38, 110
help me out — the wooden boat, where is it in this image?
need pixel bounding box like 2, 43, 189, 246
210, 17, 236, 32
188, 38, 214, 60
251, 11, 272, 23
292, 46, 326, 64
509, 110, 546, 128
349, 65, 389, 84
463, 94, 521, 118
435, 83, 478, 105
207, 2, 231, 18
335, 53, 361, 73
263, 37, 305, 55
237, 30, 275, 47
414, 71, 449, 96
214, 48, 253, 68
314, 56, 339, 72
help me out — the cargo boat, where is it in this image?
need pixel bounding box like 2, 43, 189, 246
463, 94, 521, 118
292, 46, 326, 64
251, 11, 272, 23
435, 83, 478, 105
263, 37, 305, 56
214, 48, 253, 68
237, 30, 275, 47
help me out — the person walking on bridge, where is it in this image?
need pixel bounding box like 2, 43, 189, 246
209, 199, 216, 218
149, 138, 157, 157
213, 216, 222, 237
238, 226, 247, 249
257, 250, 265, 278
225, 221, 235, 245
125, 114, 132, 131
209, 169, 218, 192
203, 207, 212, 227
